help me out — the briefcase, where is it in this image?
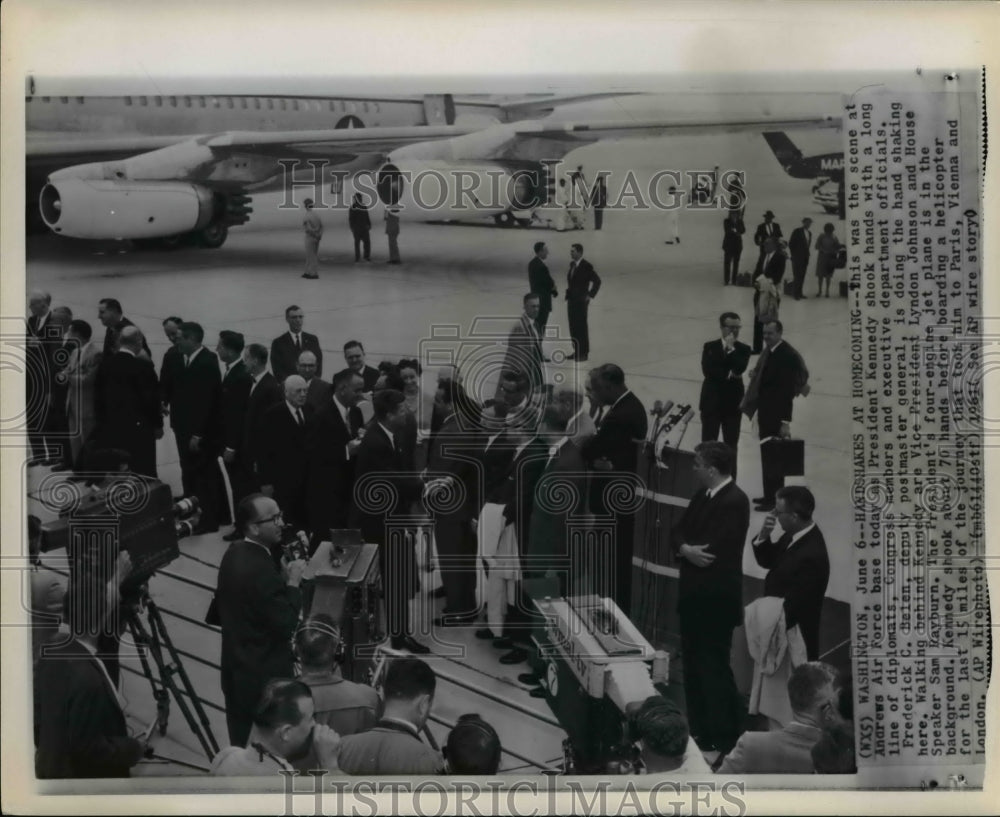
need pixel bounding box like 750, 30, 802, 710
761, 438, 805, 490
783, 280, 796, 296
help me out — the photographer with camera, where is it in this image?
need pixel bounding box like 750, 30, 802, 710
35, 551, 149, 778
210, 679, 343, 776
214, 493, 307, 747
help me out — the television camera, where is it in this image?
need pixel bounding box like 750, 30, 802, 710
529, 592, 674, 774
37, 475, 219, 760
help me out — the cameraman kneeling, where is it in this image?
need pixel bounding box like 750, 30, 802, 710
211, 679, 342, 775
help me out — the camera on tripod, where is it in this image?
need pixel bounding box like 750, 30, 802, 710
172, 497, 201, 539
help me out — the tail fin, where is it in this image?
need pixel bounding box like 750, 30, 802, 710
762, 132, 803, 169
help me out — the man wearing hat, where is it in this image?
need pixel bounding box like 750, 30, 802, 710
753, 210, 783, 264
302, 198, 323, 279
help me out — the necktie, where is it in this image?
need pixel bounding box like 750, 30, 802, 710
294, 334, 301, 350
767, 224, 772, 236
594, 406, 605, 427
184, 355, 190, 368
569, 262, 576, 281
295, 408, 304, 426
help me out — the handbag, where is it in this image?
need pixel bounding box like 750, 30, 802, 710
834, 246, 847, 269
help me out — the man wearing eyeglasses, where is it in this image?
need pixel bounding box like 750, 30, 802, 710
699, 312, 752, 479
214, 493, 307, 747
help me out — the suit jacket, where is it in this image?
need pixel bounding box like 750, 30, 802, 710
425, 414, 480, 521
215, 539, 301, 689
499, 436, 549, 548
348, 202, 371, 233
169, 347, 222, 444
26, 313, 59, 407
671, 480, 750, 624
756, 341, 804, 433
478, 426, 518, 505
348, 422, 423, 546
565, 258, 602, 302
305, 377, 333, 413
306, 396, 364, 531
788, 226, 812, 263
159, 345, 184, 409
753, 221, 783, 247
270, 331, 322, 383
526, 439, 585, 568
583, 390, 647, 515
34, 637, 143, 778
699, 338, 752, 415
528, 256, 557, 311
717, 722, 822, 774
753, 524, 830, 660
722, 217, 746, 251
102, 316, 150, 358
93, 350, 162, 452
257, 401, 314, 494
753, 250, 787, 285
219, 360, 252, 453
243, 372, 283, 470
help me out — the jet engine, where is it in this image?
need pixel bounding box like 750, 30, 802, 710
375, 160, 542, 221
39, 179, 216, 240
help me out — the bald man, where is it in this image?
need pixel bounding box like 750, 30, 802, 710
297, 350, 332, 412
257, 375, 314, 528
93, 326, 163, 477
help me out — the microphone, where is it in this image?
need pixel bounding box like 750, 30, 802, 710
681, 407, 696, 425
650, 400, 663, 417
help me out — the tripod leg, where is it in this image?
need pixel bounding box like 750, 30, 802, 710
145, 599, 220, 755
126, 610, 170, 733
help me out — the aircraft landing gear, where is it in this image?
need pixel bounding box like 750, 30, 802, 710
195, 222, 228, 248
493, 212, 516, 228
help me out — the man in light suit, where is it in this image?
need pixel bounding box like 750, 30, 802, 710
297, 350, 332, 412
501, 293, 545, 400
62, 319, 103, 467
527, 242, 557, 333
751, 238, 787, 353
671, 441, 750, 754
564, 243, 601, 362
788, 217, 813, 300
270, 305, 322, 384
699, 312, 752, 478
583, 364, 648, 613
718, 661, 840, 773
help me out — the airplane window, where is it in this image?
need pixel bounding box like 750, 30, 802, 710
254, 98, 260, 109
363, 102, 369, 113
227, 97, 234, 109
329, 100, 336, 111
281, 99, 287, 111
184, 96, 192, 107
213, 97, 221, 108
240, 98, 247, 109
60, 96, 68, 103
124, 96, 132, 106
198, 96, 205, 107
155, 96, 163, 107
139, 96, 148, 106
77, 96, 85, 104
42, 96, 50, 102
292, 99, 299, 111
348, 101, 356, 113
339, 101, 345, 112
268, 98, 274, 110
374, 102, 380, 113
169, 96, 177, 107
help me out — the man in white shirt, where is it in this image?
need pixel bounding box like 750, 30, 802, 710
302, 198, 324, 279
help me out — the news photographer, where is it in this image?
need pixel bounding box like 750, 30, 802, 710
213, 493, 307, 747
210, 679, 342, 776
35, 551, 149, 778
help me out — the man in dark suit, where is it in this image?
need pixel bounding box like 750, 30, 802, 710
752, 238, 787, 353
671, 441, 750, 754
26, 290, 58, 463
788, 217, 813, 300
306, 368, 365, 537
743, 320, 809, 512
583, 364, 647, 613
753, 210, 783, 264
257, 375, 313, 530
171, 322, 222, 531
528, 242, 557, 333
216, 330, 252, 538
425, 379, 481, 623
98, 298, 150, 358
349, 389, 428, 654
722, 211, 745, 285
751, 486, 830, 661
158, 316, 184, 428
699, 312, 752, 478
93, 326, 163, 477
270, 305, 322, 384
342, 340, 380, 392
215, 493, 307, 746
35, 560, 147, 778
565, 243, 602, 362
349, 192, 372, 262
297, 350, 332, 412
241, 343, 283, 494
502, 294, 545, 399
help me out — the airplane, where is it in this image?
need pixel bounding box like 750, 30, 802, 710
27, 80, 841, 249
761, 131, 844, 215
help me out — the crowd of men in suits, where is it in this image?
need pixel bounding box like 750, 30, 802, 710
27, 249, 843, 774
